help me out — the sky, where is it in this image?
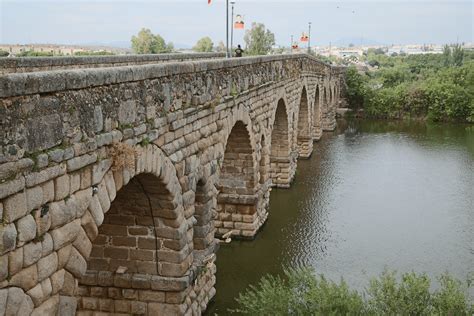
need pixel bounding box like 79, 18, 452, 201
0, 0, 472, 48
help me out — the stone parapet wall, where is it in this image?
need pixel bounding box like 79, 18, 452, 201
0, 53, 226, 75
0, 53, 345, 315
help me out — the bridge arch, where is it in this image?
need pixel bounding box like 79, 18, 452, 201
216, 118, 259, 238
269, 98, 295, 188
297, 86, 313, 158
65, 143, 202, 314
313, 85, 322, 140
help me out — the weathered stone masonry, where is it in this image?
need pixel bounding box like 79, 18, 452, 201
0, 53, 344, 315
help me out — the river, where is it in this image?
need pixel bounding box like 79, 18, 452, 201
206, 119, 474, 314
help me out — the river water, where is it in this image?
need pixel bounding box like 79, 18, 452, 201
206, 119, 474, 314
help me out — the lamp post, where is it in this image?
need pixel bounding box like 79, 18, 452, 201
225, 0, 230, 58
308, 22, 312, 53
291, 35, 294, 53
230, 1, 235, 56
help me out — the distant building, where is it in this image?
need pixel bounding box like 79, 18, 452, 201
0, 44, 130, 56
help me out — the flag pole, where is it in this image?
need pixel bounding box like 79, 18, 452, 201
230, 1, 235, 56
226, 0, 230, 58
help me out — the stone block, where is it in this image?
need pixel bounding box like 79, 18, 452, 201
23, 240, 43, 266
65, 246, 87, 278
66, 153, 97, 172
37, 252, 58, 281
92, 159, 112, 185
54, 174, 70, 201
26, 186, 43, 213
0, 176, 26, 200
31, 294, 59, 316
41, 233, 53, 257
27, 283, 44, 306
41, 180, 54, 204
0, 254, 7, 282
0, 223, 17, 254
130, 300, 147, 315
8, 246, 23, 276
50, 269, 65, 294
9, 263, 38, 290
25, 164, 66, 187
50, 219, 80, 250
73, 227, 92, 259
16, 214, 37, 245
3, 191, 27, 223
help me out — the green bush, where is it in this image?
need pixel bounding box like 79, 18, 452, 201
235, 268, 473, 315
346, 49, 474, 123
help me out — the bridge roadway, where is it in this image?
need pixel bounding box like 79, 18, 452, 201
0, 53, 344, 315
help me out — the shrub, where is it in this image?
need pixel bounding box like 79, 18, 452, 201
345, 50, 474, 123
235, 268, 473, 315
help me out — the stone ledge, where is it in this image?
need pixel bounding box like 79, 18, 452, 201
0, 53, 226, 75
0, 54, 338, 98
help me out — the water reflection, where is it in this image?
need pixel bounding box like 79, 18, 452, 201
206, 119, 473, 315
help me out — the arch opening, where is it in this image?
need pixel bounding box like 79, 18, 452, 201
297, 87, 313, 158
313, 85, 321, 140
78, 170, 193, 314
215, 121, 258, 238
270, 99, 294, 188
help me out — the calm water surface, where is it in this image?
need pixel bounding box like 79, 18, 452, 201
207, 119, 474, 314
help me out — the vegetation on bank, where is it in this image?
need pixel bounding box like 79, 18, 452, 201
345, 46, 474, 123
235, 268, 473, 315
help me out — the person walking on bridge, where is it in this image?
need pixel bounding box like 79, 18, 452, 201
235, 44, 244, 57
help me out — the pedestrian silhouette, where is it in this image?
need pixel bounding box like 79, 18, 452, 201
235, 45, 244, 57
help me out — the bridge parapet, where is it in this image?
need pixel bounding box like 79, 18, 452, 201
0, 53, 345, 315
0, 52, 226, 75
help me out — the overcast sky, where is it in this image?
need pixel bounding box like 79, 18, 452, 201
1, 0, 472, 47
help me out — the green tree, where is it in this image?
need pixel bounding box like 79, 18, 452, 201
243, 22, 275, 56
216, 41, 226, 53
193, 36, 214, 52
443, 44, 451, 66
0, 49, 9, 57
131, 28, 174, 54
452, 44, 465, 66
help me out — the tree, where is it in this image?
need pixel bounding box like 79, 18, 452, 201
243, 22, 275, 56
0, 50, 9, 57
193, 37, 214, 52
443, 44, 451, 66
131, 28, 174, 54
452, 44, 464, 66
216, 41, 226, 53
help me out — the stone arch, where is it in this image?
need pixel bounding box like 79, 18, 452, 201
313, 84, 322, 140
216, 120, 259, 238
269, 98, 295, 188
75, 143, 193, 314
297, 86, 313, 158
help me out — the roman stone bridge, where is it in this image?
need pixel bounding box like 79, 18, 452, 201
0, 53, 344, 315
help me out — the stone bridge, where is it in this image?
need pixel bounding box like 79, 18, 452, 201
0, 53, 344, 315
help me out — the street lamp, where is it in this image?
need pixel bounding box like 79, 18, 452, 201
308, 22, 312, 54
226, 0, 230, 58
